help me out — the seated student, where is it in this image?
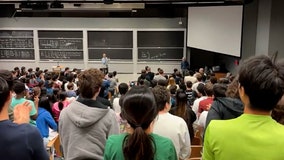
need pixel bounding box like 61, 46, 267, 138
203, 55, 284, 160
104, 86, 177, 160
59, 68, 119, 160
66, 83, 77, 97
152, 85, 191, 160
167, 77, 180, 90
36, 96, 57, 138
0, 76, 49, 160
113, 83, 129, 113
10, 80, 38, 126
52, 91, 69, 123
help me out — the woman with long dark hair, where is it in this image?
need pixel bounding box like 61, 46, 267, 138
170, 89, 196, 141
104, 86, 177, 160
52, 91, 69, 123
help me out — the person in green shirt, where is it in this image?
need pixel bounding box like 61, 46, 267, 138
203, 55, 284, 160
10, 81, 38, 126
104, 86, 177, 160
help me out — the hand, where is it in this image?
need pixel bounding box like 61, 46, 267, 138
34, 96, 39, 107
13, 101, 32, 124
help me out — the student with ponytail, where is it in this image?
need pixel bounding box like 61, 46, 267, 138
104, 86, 177, 160
52, 91, 69, 122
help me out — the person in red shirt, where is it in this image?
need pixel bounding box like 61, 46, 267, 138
198, 82, 214, 117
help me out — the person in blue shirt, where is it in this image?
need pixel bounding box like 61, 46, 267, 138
36, 96, 57, 138
181, 57, 190, 77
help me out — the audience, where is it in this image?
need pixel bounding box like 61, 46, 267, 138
104, 86, 177, 160
4, 60, 283, 160
0, 76, 49, 160
203, 55, 284, 159
59, 68, 119, 160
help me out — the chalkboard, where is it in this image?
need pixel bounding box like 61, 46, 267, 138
0, 30, 34, 60
0, 30, 33, 38
38, 31, 83, 38
88, 31, 133, 48
138, 31, 184, 47
39, 39, 83, 49
138, 49, 183, 60
0, 38, 34, 48
40, 50, 83, 60
0, 49, 35, 60
38, 30, 83, 60
89, 49, 132, 60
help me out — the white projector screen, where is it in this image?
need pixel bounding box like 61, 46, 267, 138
187, 6, 243, 57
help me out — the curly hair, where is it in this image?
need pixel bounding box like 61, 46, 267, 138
78, 68, 103, 99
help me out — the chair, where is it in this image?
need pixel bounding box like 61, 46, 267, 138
189, 158, 202, 160
189, 145, 203, 159
192, 136, 202, 145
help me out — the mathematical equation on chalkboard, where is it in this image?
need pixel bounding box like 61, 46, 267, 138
0, 38, 34, 48
40, 50, 83, 60
0, 49, 35, 60
139, 50, 167, 59
138, 49, 183, 60
39, 39, 83, 49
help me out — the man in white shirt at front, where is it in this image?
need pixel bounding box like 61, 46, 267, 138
152, 85, 191, 160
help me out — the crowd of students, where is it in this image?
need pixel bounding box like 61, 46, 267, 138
0, 54, 283, 160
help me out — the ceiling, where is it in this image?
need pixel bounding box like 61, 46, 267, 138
0, 0, 252, 17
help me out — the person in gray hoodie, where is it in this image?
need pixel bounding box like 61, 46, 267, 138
205, 78, 244, 129
59, 68, 119, 160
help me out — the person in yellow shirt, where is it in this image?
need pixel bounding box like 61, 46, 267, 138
203, 55, 284, 160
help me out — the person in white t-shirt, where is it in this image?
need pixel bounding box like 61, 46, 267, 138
152, 85, 191, 160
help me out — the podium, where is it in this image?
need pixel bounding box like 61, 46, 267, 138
52, 66, 64, 73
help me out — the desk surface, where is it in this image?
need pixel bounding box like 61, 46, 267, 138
47, 132, 63, 159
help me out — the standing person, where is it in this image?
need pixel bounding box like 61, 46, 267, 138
170, 89, 196, 141
101, 53, 110, 74
0, 77, 49, 160
104, 86, 177, 160
181, 57, 189, 77
203, 55, 284, 160
59, 68, 119, 160
152, 85, 191, 160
